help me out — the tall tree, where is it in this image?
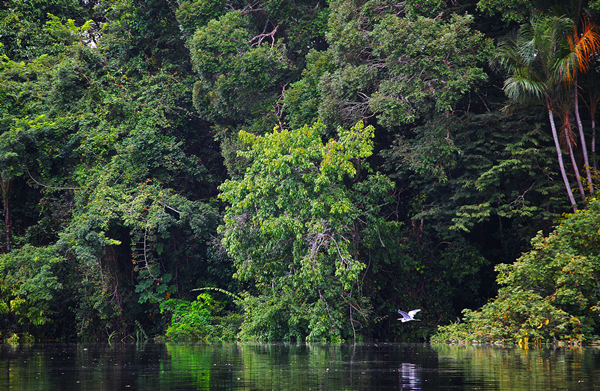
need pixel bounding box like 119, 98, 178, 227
284, 2, 492, 132
559, 17, 600, 193
581, 69, 600, 170
219, 121, 394, 342
494, 15, 579, 212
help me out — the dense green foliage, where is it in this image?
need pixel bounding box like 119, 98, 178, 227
1, 0, 600, 344
220, 121, 393, 341
160, 291, 241, 341
432, 198, 600, 345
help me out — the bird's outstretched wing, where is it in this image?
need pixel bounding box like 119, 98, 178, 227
398, 309, 410, 319
408, 309, 421, 318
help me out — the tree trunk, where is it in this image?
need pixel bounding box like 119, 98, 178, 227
574, 76, 593, 193
565, 128, 586, 202
1, 179, 11, 252
593, 117, 597, 171
548, 105, 577, 212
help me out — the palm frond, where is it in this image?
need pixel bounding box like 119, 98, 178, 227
555, 50, 579, 83
504, 70, 547, 101
491, 30, 525, 73
569, 18, 600, 74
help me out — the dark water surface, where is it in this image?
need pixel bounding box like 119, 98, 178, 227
1, 342, 599, 390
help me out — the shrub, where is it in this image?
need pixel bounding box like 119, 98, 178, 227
432, 198, 600, 345
160, 292, 241, 341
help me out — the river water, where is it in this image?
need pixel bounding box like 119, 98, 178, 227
0, 343, 598, 390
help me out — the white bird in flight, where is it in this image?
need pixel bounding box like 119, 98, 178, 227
398, 309, 421, 322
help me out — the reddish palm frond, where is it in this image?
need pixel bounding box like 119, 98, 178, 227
564, 18, 600, 83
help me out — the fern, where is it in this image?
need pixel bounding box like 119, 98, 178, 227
192, 287, 242, 302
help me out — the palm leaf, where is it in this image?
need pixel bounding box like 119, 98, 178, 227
553, 17, 600, 84
569, 18, 600, 74
504, 70, 547, 101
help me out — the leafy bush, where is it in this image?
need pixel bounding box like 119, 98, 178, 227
0, 245, 64, 333
432, 198, 600, 345
160, 292, 241, 341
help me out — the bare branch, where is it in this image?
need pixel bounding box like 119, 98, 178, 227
26, 166, 80, 190
248, 24, 280, 49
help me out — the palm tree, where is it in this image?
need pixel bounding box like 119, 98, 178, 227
555, 93, 586, 200
581, 69, 600, 171
494, 15, 578, 212
557, 17, 600, 194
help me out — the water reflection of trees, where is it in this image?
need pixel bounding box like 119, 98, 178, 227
4, 343, 598, 390
0, 343, 169, 390
164, 343, 405, 390
432, 345, 600, 390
